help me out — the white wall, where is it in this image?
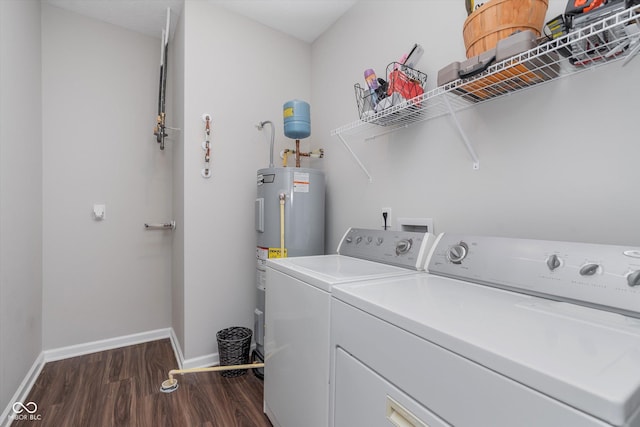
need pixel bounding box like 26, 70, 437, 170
171, 6, 186, 356
179, 0, 312, 360
313, 0, 640, 251
0, 0, 43, 413
41, 4, 173, 349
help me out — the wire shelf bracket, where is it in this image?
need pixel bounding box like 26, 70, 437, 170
443, 95, 480, 170
337, 133, 373, 183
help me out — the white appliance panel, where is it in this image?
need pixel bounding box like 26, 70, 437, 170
264, 229, 436, 427
332, 274, 640, 426
265, 268, 330, 427
267, 254, 419, 292
428, 234, 640, 318
330, 298, 611, 427
337, 228, 434, 269
333, 348, 449, 427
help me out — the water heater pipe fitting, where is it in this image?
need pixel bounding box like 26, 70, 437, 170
279, 193, 286, 258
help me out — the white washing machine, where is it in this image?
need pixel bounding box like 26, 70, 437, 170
330, 233, 640, 427
264, 228, 436, 427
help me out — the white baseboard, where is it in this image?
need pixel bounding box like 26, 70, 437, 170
168, 327, 185, 369
1, 353, 44, 427
42, 328, 173, 362
181, 343, 256, 370
182, 352, 220, 370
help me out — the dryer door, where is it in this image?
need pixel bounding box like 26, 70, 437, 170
334, 347, 450, 427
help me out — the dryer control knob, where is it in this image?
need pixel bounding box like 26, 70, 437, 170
546, 254, 561, 271
447, 242, 468, 264
579, 263, 600, 276
627, 270, 640, 287
395, 239, 412, 255
376, 237, 384, 246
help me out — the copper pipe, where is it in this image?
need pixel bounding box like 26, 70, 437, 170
295, 139, 301, 167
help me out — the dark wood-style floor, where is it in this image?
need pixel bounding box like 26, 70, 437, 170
12, 339, 272, 427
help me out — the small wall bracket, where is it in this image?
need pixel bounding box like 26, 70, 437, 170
201, 113, 212, 178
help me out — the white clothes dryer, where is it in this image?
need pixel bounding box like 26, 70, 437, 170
330, 233, 640, 427
264, 228, 436, 427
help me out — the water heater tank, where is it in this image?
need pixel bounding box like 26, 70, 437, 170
255, 167, 324, 257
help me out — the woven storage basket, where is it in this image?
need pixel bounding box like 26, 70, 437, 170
216, 327, 252, 377
463, 0, 548, 58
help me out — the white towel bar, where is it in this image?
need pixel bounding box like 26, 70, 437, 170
144, 221, 176, 230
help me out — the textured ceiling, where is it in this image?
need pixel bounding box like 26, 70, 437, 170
43, 0, 357, 43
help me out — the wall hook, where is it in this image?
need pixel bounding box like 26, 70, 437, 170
202, 113, 212, 178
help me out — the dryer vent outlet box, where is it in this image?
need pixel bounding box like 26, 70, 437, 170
397, 218, 434, 234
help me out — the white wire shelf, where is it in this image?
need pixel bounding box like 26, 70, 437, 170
332, 4, 640, 145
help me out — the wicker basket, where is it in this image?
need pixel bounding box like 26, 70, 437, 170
216, 327, 252, 377
463, 0, 548, 58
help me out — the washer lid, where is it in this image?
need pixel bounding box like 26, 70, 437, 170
332, 274, 640, 426
266, 254, 421, 292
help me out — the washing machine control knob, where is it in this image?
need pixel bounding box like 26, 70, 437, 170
447, 242, 468, 264
355, 236, 363, 244
546, 254, 561, 271
627, 270, 640, 287
376, 237, 384, 246
395, 239, 412, 255
579, 263, 600, 276
345, 237, 352, 244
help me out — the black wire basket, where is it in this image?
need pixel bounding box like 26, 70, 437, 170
354, 62, 427, 125
216, 326, 252, 377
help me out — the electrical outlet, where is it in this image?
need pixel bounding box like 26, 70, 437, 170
381, 207, 392, 230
